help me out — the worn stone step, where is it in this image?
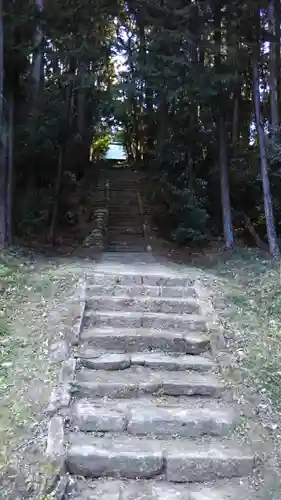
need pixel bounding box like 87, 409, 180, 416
107, 242, 145, 248
107, 236, 145, 242
108, 232, 144, 237
107, 226, 143, 231
107, 245, 146, 250
87, 284, 197, 299
88, 271, 195, 287
72, 398, 237, 436
108, 222, 143, 226
77, 350, 215, 372
80, 327, 210, 354
72, 368, 223, 398
107, 247, 146, 253
107, 237, 145, 243
68, 478, 263, 500
108, 208, 140, 213
66, 434, 255, 482
83, 311, 206, 331
86, 296, 200, 315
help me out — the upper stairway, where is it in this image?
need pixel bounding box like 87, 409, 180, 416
104, 167, 146, 252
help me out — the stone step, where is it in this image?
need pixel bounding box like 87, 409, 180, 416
72, 398, 237, 436
83, 310, 206, 331
107, 235, 145, 241
108, 205, 140, 210
107, 235, 145, 242
107, 247, 146, 253
80, 327, 210, 354
107, 230, 144, 236
77, 351, 215, 372
66, 434, 255, 482
107, 224, 143, 229
107, 243, 145, 248
88, 272, 195, 287
68, 478, 263, 500
85, 296, 200, 315
107, 216, 142, 220
86, 284, 197, 299
72, 368, 223, 398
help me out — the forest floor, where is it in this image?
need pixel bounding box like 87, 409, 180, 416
0, 243, 281, 498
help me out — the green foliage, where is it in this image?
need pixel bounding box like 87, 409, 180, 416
1, 0, 280, 248
92, 134, 111, 160
164, 180, 209, 244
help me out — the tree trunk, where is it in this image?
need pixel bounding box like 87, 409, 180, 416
48, 147, 64, 243
252, 55, 280, 257
31, 0, 44, 100
275, 0, 281, 113
220, 114, 234, 249
0, 0, 7, 247
232, 82, 240, 155
77, 62, 87, 139
215, 4, 234, 249
6, 92, 14, 245
48, 59, 75, 242
268, 0, 279, 130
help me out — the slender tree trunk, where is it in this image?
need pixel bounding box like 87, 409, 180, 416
232, 81, 240, 155
77, 62, 87, 139
215, 4, 234, 248
220, 114, 234, 249
31, 0, 44, 101
0, 0, 7, 247
48, 147, 64, 243
49, 59, 75, 242
187, 148, 193, 192
275, 0, 281, 113
6, 92, 14, 245
252, 56, 280, 257
268, 0, 279, 129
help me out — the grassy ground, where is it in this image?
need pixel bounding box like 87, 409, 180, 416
191, 247, 281, 412
0, 252, 85, 500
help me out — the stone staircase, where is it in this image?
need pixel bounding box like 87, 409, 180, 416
62, 257, 264, 499
105, 168, 146, 252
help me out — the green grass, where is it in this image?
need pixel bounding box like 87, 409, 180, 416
0, 255, 83, 499
194, 248, 281, 410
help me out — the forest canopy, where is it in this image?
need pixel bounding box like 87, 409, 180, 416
0, 0, 281, 256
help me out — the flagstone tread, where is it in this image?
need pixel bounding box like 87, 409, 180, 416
80, 327, 210, 354
88, 271, 196, 287
86, 284, 198, 298
83, 310, 207, 330
66, 434, 255, 482
71, 398, 237, 436
72, 368, 223, 398
70, 396, 236, 412
85, 296, 200, 314
77, 351, 216, 372
67, 478, 264, 500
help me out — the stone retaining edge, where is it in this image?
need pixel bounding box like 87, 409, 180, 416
44, 278, 86, 498
193, 279, 226, 355
82, 178, 109, 251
